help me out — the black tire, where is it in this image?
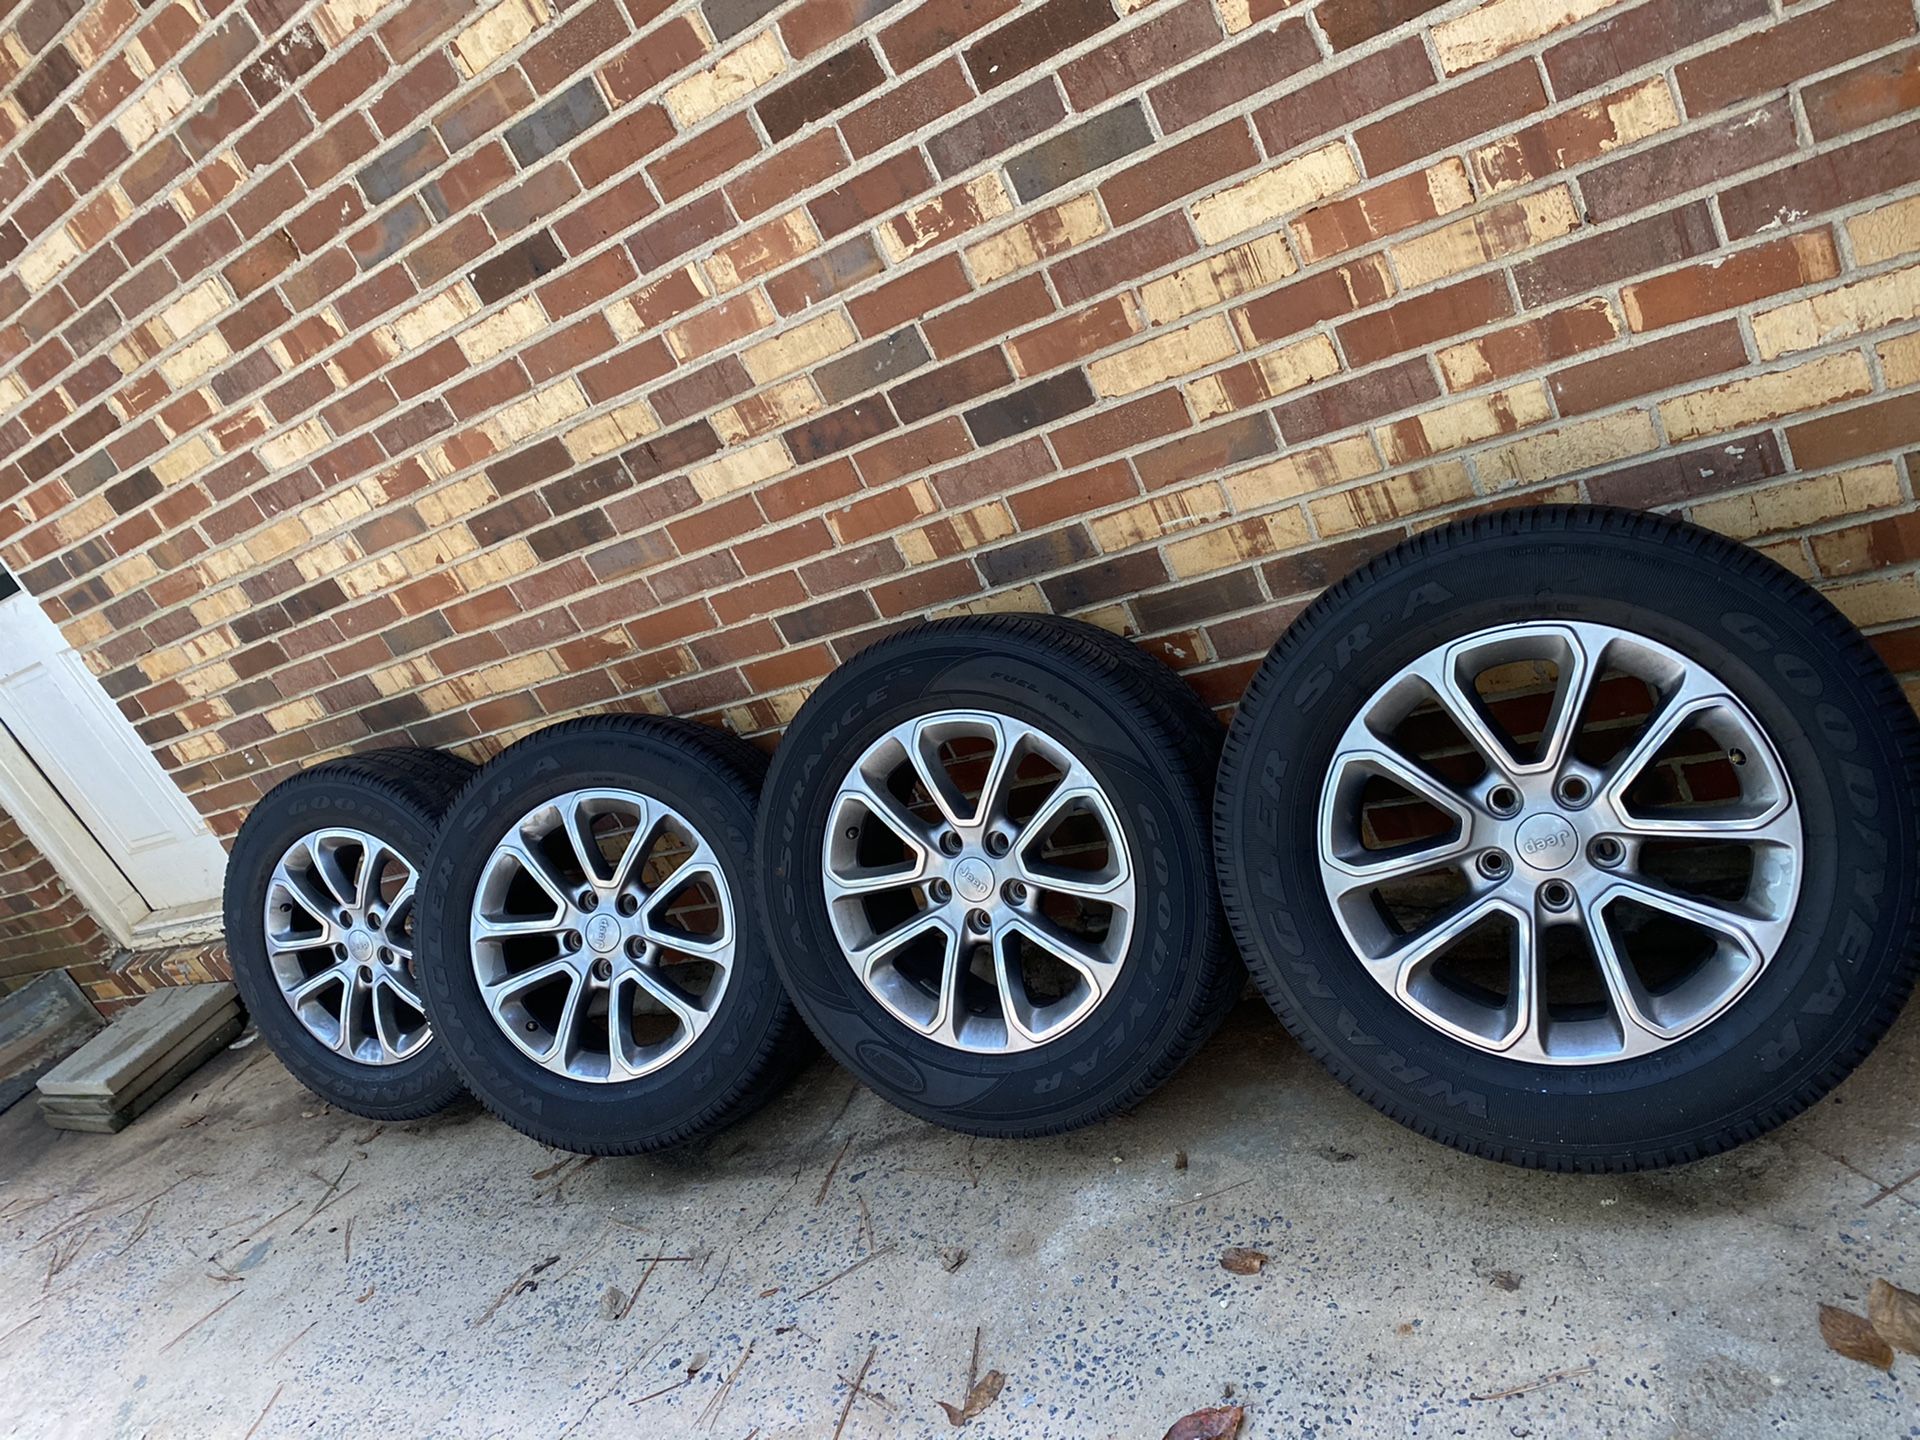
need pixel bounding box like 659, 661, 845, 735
757, 614, 1241, 1137
414, 715, 809, 1155
1215, 505, 1920, 1172
223, 747, 474, 1120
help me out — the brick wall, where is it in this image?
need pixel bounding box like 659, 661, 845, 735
0, 804, 108, 989
0, 0, 1916, 876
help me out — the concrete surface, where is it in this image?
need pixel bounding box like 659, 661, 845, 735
1, 997, 1917, 1439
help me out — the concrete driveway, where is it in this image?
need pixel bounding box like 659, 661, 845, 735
1, 997, 1916, 1438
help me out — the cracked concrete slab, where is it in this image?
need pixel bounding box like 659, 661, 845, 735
1, 999, 1915, 1437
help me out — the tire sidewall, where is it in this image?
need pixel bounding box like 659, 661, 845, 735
224, 775, 457, 1116
416, 727, 787, 1151
760, 634, 1217, 1132
1219, 524, 1915, 1162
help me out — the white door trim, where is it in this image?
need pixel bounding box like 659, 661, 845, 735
0, 717, 148, 947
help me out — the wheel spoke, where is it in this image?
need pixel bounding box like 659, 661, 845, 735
544, 971, 588, 1069
290, 968, 342, 1007
1007, 913, 1118, 994
630, 964, 703, 1034
908, 715, 1007, 831
483, 957, 575, 1012
334, 967, 363, 1057
274, 865, 340, 933
557, 796, 605, 887
309, 839, 358, 912
851, 907, 952, 979
351, 839, 388, 912
504, 838, 574, 912
1321, 743, 1475, 879
473, 912, 567, 940
841, 770, 937, 856
639, 859, 732, 962
370, 979, 414, 1059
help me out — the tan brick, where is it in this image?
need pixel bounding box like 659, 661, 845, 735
1220, 435, 1380, 509
1311, 461, 1476, 536
1165, 510, 1311, 577
1848, 194, 1920, 267
19, 228, 78, 290
458, 297, 547, 365
451, 0, 548, 78
1190, 143, 1361, 247
713, 377, 822, 444
1433, 0, 1621, 76
260, 420, 330, 471
1140, 234, 1298, 326
880, 174, 1014, 264
1883, 332, 1920, 389
1088, 482, 1231, 552
266, 697, 327, 732
666, 32, 785, 129
485, 378, 589, 448
395, 285, 483, 350
965, 194, 1106, 286
567, 399, 663, 461
1752, 264, 1920, 361
417, 475, 495, 528
453, 537, 537, 592
158, 279, 229, 342
1391, 187, 1580, 289
1827, 573, 1920, 628
158, 331, 232, 389
900, 502, 1014, 564
1379, 383, 1554, 465
116, 70, 191, 148
690, 437, 794, 501
1480, 410, 1659, 489
153, 435, 216, 486
1088, 316, 1239, 397
1691, 463, 1904, 540
742, 310, 857, 384
1186, 333, 1340, 419
1660, 353, 1874, 443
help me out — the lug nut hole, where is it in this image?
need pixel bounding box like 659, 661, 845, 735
1003, 880, 1027, 904
967, 909, 992, 934
626, 937, 645, 959
565, 931, 583, 952
1556, 775, 1591, 807
1487, 786, 1521, 817
1540, 880, 1574, 911
617, 893, 639, 916
985, 832, 1011, 857
930, 878, 952, 903
591, 958, 612, 981
1477, 849, 1511, 880
939, 832, 964, 856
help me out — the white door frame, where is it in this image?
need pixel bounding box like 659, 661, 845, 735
0, 717, 151, 946
0, 577, 227, 949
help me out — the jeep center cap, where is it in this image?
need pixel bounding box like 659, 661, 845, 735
1516, 812, 1578, 871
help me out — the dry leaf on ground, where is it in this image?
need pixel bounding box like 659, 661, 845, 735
1162, 1404, 1244, 1439
939, 1246, 968, 1273
1820, 1303, 1893, 1370
1869, 1279, 1920, 1357
1219, 1248, 1268, 1276
937, 1370, 1004, 1426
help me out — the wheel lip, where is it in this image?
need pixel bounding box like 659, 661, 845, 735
818, 705, 1137, 1057
465, 784, 737, 1086
1313, 617, 1805, 1068
263, 825, 431, 1068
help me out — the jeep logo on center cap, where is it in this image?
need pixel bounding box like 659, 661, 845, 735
1516, 813, 1578, 871
953, 857, 994, 903
585, 913, 622, 953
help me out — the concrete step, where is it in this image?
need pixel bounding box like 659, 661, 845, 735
37, 982, 238, 1101
38, 1011, 243, 1133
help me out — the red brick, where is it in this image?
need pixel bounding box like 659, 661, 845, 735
1273, 358, 1440, 444
1101, 118, 1258, 225
1339, 274, 1514, 367
847, 253, 971, 338
1355, 60, 1548, 175
1316, 0, 1447, 51
1583, 102, 1795, 223
650, 112, 762, 203
1787, 393, 1920, 471
1550, 320, 1748, 415
1720, 117, 1920, 239
880, 0, 1017, 71
1675, 0, 1915, 118
1546, 0, 1768, 98
1050, 212, 1197, 306
1802, 42, 1920, 142
1254, 36, 1434, 158
1234, 257, 1394, 346
1050, 388, 1188, 468
1620, 231, 1840, 333
1061, 0, 1221, 112
1149, 18, 1318, 134
924, 273, 1054, 359
842, 59, 975, 159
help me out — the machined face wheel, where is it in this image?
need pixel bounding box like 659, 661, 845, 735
266, 828, 430, 1066
469, 788, 734, 1083
822, 709, 1136, 1054
1319, 621, 1802, 1065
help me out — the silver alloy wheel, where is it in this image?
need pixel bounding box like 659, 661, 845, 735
265, 829, 429, 1065
1318, 621, 1803, 1065
822, 709, 1135, 1054
469, 789, 733, 1083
